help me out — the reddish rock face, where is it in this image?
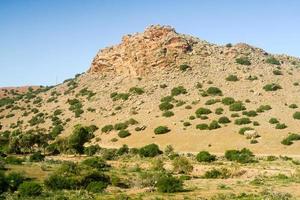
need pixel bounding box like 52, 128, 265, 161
88, 25, 193, 76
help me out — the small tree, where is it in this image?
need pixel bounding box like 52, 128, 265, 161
196, 151, 216, 163
156, 175, 183, 193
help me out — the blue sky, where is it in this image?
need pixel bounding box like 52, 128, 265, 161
1, 0, 300, 87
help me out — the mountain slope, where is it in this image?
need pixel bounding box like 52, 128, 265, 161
1, 25, 300, 155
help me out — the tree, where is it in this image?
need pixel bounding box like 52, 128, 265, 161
68, 125, 94, 154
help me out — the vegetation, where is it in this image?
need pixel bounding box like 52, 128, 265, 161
225, 148, 255, 163
171, 86, 187, 96
263, 83, 282, 91
139, 144, 162, 157
266, 56, 281, 65
236, 57, 251, 65
226, 75, 239, 81
234, 117, 251, 125
154, 126, 170, 134
206, 87, 223, 96
281, 133, 300, 145
196, 151, 216, 162
229, 102, 246, 111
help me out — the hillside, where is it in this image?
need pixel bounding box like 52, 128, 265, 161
1, 25, 300, 155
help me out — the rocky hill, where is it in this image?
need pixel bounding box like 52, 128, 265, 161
1, 25, 300, 155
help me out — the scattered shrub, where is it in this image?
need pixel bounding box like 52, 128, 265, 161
129, 87, 144, 95
239, 127, 254, 135
139, 144, 162, 157
162, 111, 174, 117
86, 181, 107, 193
242, 110, 257, 117
171, 86, 187, 96
225, 148, 255, 163
159, 102, 174, 111
114, 123, 128, 130
222, 97, 235, 105
18, 182, 42, 197
206, 87, 222, 96
29, 152, 45, 162
195, 107, 212, 117
205, 99, 219, 105
236, 57, 251, 65
215, 107, 224, 115
273, 70, 283, 75
256, 105, 272, 113
218, 116, 231, 124
172, 156, 193, 174
209, 120, 221, 130
266, 57, 280, 65
289, 104, 298, 109
156, 175, 183, 193
183, 122, 191, 127
101, 125, 114, 133
269, 118, 279, 124
226, 75, 239, 82
229, 102, 246, 111
263, 83, 282, 91
275, 123, 287, 129
234, 117, 251, 125
281, 133, 300, 145
118, 130, 131, 138
154, 126, 170, 135
203, 168, 230, 179
293, 112, 300, 120
196, 123, 209, 130
179, 64, 190, 71
196, 151, 216, 163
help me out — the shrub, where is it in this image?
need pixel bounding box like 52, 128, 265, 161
118, 130, 131, 138
195, 107, 212, 117
114, 123, 128, 130
5, 156, 24, 165
289, 104, 298, 109
203, 168, 230, 179
172, 156, 193, 174
246, 75, 258, 81
266, 56, 280, 65
293, 112, 300, 120
256, 105, 272, 113
273, 70, 282, 75
101, 125, 114, 133
253, 121, 260, 126
159, 102, 174, 111
129, 87, 144, 95
154, 126, 170, 134
275, 123, 287, 129
196, 123, 209, 130
139, 144, 162, 157
125, 118, 139, 126
82, 157, 109, 171
225, 148, 255, 163
281, 133, 300, 145
162, 111, 174, 117
86, 181, 107, 193
196, 151, 216, 163
183, 122, 191, 127
222, 97, 235, 105
179, 64, 190, 71
18, 182, 42, 197
218, 116, 231, 124
215, 107, 224, 115
234, 117, 251, 125
171, 86, 187, 96
160, 96, 174, 103
29, 152, 45, 162
45, 174, 75, 190
229, 102, 246, 111
68, 125, 94, 154
205, 99, 219, 105
263, 83, 282, 91
6, 172, 26, 192
242, 110, 257, 117
206, 87, 222, 96
226, 75, 239, 81
208, 120, 220, 130
269, 118, 279, 124
239, 127, 254, 135
84, 145, 100, 156
236, 57, 251, 65
156, 175, 183, 193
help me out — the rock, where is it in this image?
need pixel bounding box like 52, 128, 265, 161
244, 130, 258, 139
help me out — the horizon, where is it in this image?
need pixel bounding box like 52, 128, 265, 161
1, 0, 300, 87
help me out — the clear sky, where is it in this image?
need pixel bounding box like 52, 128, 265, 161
1, 0, 300, 87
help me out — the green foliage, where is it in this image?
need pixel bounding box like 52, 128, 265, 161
226, 75, 239, 81
293, 112, 300, 120
162, 111, 174, 117
266, 56, 281, 65
222, 97, 235, 105
129, 87, 144, 95
50, 124, 64, 138
269, 118, 279, 124
225, 148, 255, 163
44, 174, 77, 190
209, 120, 221, 130
236, 57, 251, 65
29, 151, 45, 162
118, 130, 131, 138
159, 102, 174, 111
256, 105, 272, 113
183, 122, 191, 127
84, 145, 100, 156
111, 92, 130, 101
196, 123, 209, 130
218, 116, 231, 124
235, 117, 251, 125
239, 127, 254, 135
171, 86, 187, 96
205, 99, 219, 105
154, 126, 170, 135
179, 64, 190, 71
289, 104, 298, 109
82, 157, 110, 171
203, 168, 230, 179
101, 125, 114, 133
86, 181, 107, 193
114, 123, 128, 131
229, 102, 246, 111
263, 83, 282, 91
68, 125, 94, 154
67, 99, 84, 118
281, 133, 300, 145
5, 156, 24, 165
160, 96, 174, 103
273, 70, 283, 75
275, 123, 287, 129
6, 172, 26, 192
156, 175, 183, 193
206, 87, 223, 96
196, 151, 216, 163
242, 110, 257, 117
139, 144, 162, 157
172, 156, 193, 174
18, 182, 42, 197
195, 107, 212, 117
215, 107, 224, 115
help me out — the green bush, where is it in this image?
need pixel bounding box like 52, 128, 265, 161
68, 125, 94, 154
218, 116, 231, 124
226, 75, 239, 81
236, 57, 251, 65
86, 181, 107, 193
263, 83, 282, 91
195, 107, 212, 117
139, 144, 162, 157
160, 96, 174, 103
183, 122, 191, 127
162, 111, 174, 117
266, 57, 280, 65
275, 123, 287, 129
239, 127, 254, 135
242, 110, 257, 117
156, 175, 183, 193
256, 105, 272, 112
29, 152, 45, 162
206, 87, 222, 96
196, 151, 216, 163
222, 97, 235, 105
205, 99, 219, 105
293, 112, 300, 120
6, 172, 26, 192
18, 182, 42, 197
289, 104, 298, 109
196, 123, 209, 130
129, 87, 144, 95
179, 64, 190, 71
269, 118, 279, 124
159, 102, 174, 111
44, 174, 76, 190
246, 75, 258, 81
281, 133, 300, 145
171, 86, 187, 96
5, 156, 24, 165
101, 125, 114, 133
154, 126, 170, 134
82, 157, 109, 171
172, 156, 193, 174
118, 130, 131, 138
225, 148, 255, 163
229, 102, 246, 111
84, 145, 100, 156
203, 168, 230, 179
234, 117, 251, 125
114, 123, 128, 130
273, 70, 282, 75
215, 107, 224, 115
209, 120, 221, 130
